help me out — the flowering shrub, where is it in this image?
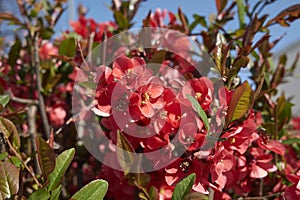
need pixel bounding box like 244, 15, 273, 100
0, 0, 300, 200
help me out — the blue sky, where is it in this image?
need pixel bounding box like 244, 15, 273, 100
55, 0, 300, 54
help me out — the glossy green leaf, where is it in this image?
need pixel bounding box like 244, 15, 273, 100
28, 188, 50, 200
149, 186, 159, 200
8, 38, 21, 69
116, 130, 135, 174
50, 185, 62, 200
183, 192, 208, 200
0, 94, 10, 111
226, 81, 253, 124
0, 152, 8, 161
59, 38, 76, 57
282, 137, 300, 145
187, 95, 210, 132
172, 173, 196, 200
236, 0, 245, 27
70, 179, 108, 200
10, 156, 22, 168
0, 161, 19, 199
114, 11, 130, 30
48, 148, 75, 191
78, 81, 97, 90
36, 136, 56, 181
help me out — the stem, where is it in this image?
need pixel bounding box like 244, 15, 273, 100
32, 34, 50, 138
6, 138, 42, 187
208, 187, 214, 200
27, 104, 41, 174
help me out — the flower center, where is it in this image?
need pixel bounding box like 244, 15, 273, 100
180, 160, 190, 173
195, 92, 202, 99
142, 92, 150, 105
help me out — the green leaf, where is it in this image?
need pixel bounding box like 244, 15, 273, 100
78, 81, 97, 90
114, 11, 130, 30
0, 161, 19, 199
236, 0, 245, 27
48, 148, 75, 191
226, 81, 253, 124
10, 156, 22, 168
116, 130, 135, 174
0, 152, 8, 161
172, 173, 196, 200
0, 94, 10, 111
36, 136, 56, 181
149, 186, 159, 200
183, 192, 208, 200
70, 179, 108, 200
28, 188, 50, 200
8, 38, 21, 67
59, 38, 76, 57
186, 95, 210, 132
282, 137, 300, 145
50, 185, 62, 200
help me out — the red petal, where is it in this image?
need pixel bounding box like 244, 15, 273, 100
140, 104, 155, 118
147, 78, 164, 98
250, 164, 268, 178
257, 138, 285, 156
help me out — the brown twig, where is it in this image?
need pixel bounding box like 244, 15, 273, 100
6, 138, 42, 187
32, 34, 50, 138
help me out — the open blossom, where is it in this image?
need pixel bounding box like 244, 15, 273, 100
181, 77, 214, 112
165, 158, 210, 194
247, 147, 277, 178
39, 41, 58, 60
129, 77, 164, 118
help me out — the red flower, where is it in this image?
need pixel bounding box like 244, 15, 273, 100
129, 77, 164, 118
39, 41, 58, 60
165, 158, 210, 194
257, 138, 285, 156
181, 77, 214, 112
247, 148, 277, 178
285, 170, 300, 199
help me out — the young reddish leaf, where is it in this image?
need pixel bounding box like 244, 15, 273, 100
266, 4, 300, 27
0, 161, 19, 199
232, 56, 249, 69
36, 136, 56, 182
226, 81, 253, 125
0, 117, 20, 151
0, 12, 22, 24
215, 0, 228, 14
271, 55, 286, 89
116, 130, 135, 174
178, 7, 188, 33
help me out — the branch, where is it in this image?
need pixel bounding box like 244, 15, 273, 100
9, 90, 38, 104
33, 34, 50, 138
6, 138, 42, 187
